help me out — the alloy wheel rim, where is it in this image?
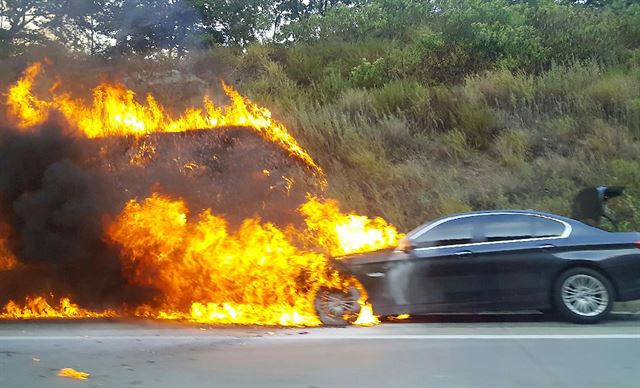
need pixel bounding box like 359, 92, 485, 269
320, 291, 358, 318
561, 274, 609, 317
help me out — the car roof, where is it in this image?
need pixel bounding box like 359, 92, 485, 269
406, 209, 580, 239
431, 209, 573, 222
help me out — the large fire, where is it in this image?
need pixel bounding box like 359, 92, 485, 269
107, 194, 352, 326
6, 62, 324, 179
0, 62, 404, 326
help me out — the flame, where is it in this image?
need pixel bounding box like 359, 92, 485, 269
0, 194, 394, 325
0, 254, 17, 272
0, 63, 404, 326
300, 196, 403, 256
0, 224, 18, 271
0, 296, 115, 319
354, 303, 380, 326
0, 253, 17, 272
6, 62, 49, 129
57, 368, 90, 380
388, 313, 410, 321
5, 62, 324, 179
106, 193, 351, 326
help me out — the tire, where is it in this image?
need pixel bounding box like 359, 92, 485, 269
553, 267, 614, 324
314, 287, 361, 327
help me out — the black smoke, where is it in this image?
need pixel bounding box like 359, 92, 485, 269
0, 123, 148, 308
0, 121, 319, 310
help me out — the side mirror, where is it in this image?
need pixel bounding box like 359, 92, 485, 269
398, 238, 414, 254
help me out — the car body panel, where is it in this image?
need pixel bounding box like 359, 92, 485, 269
333, 210, 640, 317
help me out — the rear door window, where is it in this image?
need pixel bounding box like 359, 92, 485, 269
478, 214, 565, 242
531, 216, 566, 238
479, 214, 534, 242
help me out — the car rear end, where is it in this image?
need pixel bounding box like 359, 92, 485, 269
599, 232, 640, 302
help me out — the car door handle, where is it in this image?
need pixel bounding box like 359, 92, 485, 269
536, 244, 556, 249
455, 250, 473, 257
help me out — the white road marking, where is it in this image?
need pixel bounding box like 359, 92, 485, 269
267, 334, 640, 340
0, 334, 638, 341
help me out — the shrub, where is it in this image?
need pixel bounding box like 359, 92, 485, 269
371, 80, 429, 115
494, 128, 530, 168
350, 57, 387, 88
437, 197, 472, 215
455, 104, 499, 149
337, 88, 376, 118
585, 74, 640, 117
464, 69, 534, 109
440, 129, 468, 160
626, 98, 640, 137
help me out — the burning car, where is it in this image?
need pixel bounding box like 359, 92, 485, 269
315, 187, 640, 325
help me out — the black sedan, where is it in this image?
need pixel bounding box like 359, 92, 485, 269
315, 206, 640, 325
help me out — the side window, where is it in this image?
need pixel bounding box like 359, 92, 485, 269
413, 218, 476, 247
481, 214, 534, 242
531, 217, 565, 238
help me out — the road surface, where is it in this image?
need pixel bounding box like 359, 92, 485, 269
0, 313, 638, 387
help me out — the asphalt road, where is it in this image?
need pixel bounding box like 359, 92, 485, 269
0, 313, 639, 388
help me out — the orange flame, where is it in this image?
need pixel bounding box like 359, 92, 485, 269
5, 62, 324, 179
0, 296, 115, 319
0, 253, 17, 272
57, 368, 90, 380
6, 62, 49, 128
300, 196, 403, 256
0, 224, 18, 272
106, 193, 350, 326
389, 313, 410, 320
0, 194, 394, 325
354, 303, 380, 326
105, 193, 397, 326
0, 255, 17, 272
0, 63, 403, 326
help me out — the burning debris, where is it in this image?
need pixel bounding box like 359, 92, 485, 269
57, 368, 90, 380
0, 62, 403, 326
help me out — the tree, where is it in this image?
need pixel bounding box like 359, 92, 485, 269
190, 0, 273, 46
46, 0, 121, 54
112, 0, 202, 56
0, 0, 54, 44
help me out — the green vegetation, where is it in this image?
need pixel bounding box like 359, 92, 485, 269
2, 0, 640, 231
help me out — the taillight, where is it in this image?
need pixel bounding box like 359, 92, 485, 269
635, 241, 640, 249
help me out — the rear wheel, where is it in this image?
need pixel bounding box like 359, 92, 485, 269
314, 287, 361, 327
553, 267, 614, 324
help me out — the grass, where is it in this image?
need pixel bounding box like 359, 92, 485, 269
251, 58, 640, 231
2, 47, 639, 233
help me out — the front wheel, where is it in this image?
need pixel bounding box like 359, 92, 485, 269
314, 287, 361, 327
553, 267, 614, 324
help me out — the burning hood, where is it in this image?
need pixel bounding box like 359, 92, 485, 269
334, 247, 397, 267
